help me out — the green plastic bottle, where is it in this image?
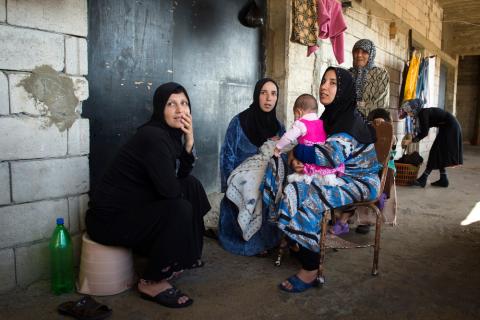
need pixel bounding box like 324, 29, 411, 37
49, 217, 74, 295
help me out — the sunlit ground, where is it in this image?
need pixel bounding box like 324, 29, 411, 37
461, 201, 480, 226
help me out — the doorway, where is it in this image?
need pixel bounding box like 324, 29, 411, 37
84, 0, 265, 192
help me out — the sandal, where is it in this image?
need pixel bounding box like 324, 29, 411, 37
140, 286, 193, 308
189, 259, 205, 269
166, 270, 184, 281
279, 275, 320, 293
57, 296, 112, 320
329, 221, 349, 235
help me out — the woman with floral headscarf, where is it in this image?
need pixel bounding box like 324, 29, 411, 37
349, 39, 390, 117
349, 39, 391, 234
400, 99, 463, 187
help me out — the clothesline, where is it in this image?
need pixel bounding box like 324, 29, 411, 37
347, 7, 480, 28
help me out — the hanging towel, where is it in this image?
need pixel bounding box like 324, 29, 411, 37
426, 56, 436, 108
403, 52, 421, 100
415, 58, 428, 102
291, 0, 318, 46
308, 0, 347, 64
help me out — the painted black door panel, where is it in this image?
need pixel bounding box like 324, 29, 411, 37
85, 0, 263, 192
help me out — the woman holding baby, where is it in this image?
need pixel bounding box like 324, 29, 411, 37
263, 67, 381, 292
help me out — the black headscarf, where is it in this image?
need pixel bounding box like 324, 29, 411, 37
239, 78, 280, 147
320, 67, 376, 144
144, 82, 192, 156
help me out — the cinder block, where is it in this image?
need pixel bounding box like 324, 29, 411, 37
0, 199, 68, 248
0, 72, 8, 115
11, 157, 89, 203
0, 25, 64, 71
15, 241, 49, 287
0, 162, 10, 205
7, 0, 87, 37
68, 118, 90, 155
68, 194, 89, 234
9, 73, 46, 115
394, 1, 403, 18
71, 77, 89, 101
0, 0, 4, 22
65, 36, 88, 75
0, 116, 67, 161
0, 248, 15, 293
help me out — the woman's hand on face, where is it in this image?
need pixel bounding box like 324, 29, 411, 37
181, 112, 194, 153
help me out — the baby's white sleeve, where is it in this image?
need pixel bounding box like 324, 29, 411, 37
276, 120, 306, 150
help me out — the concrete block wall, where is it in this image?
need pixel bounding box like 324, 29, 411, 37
281, 0, 444, 160
0, 0, 89, 293
456, 56, 480, 143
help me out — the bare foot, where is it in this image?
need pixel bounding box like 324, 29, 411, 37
138, 279, 190, 305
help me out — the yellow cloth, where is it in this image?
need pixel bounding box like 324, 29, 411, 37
291, 0, 318, 46
403, 53, 421, 100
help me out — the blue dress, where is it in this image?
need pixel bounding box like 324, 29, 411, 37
263, 133, 381, 252
218, 115, 284, 256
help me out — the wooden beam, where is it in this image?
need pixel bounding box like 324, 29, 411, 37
472, 60, 480, 145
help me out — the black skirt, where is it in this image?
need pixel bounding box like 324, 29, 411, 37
86, 175, 211, 281
427, 113, 463, 170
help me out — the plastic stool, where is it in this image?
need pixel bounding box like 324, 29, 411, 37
77, 233, 136, 296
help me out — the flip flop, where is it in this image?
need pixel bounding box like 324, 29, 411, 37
329, 221, 349, 235
189, 259, 205, 269
278, 275, 320, 293
57, 296, 112, 320
140, 286, 193, 308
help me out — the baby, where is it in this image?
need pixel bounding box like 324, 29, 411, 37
274, 94, 344, 185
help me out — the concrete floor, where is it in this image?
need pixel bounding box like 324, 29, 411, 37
1, 145, 480, 320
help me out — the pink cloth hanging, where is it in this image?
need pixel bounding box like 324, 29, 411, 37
307, 0, 346, 64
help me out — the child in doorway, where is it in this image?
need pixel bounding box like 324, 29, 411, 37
274, 94, 345, 185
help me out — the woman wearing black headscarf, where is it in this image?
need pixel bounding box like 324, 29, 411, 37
86, 82, 211, 308
263, 67, 381, 292
218, 78, 285, 256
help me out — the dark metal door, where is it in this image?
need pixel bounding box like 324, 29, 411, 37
85, 0, 264, 193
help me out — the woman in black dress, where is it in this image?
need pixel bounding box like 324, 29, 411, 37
400, 99, 463, 187
86, 82, 211, 308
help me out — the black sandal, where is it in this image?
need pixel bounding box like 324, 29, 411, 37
189, 259, 205, 269
57, 296, 112, 320
140, 286, 193, 308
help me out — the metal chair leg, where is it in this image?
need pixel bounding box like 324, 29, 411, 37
317, 210, 329, 286
275, 235, 288, 267
372, 206, 382, 276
